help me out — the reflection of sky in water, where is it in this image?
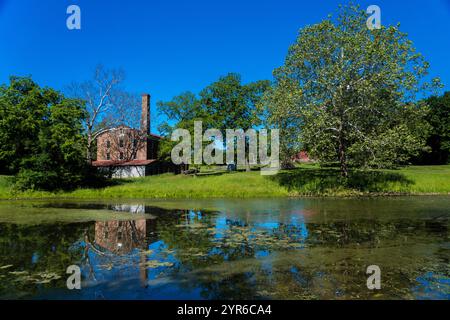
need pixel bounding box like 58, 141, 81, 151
68, 207, 312, 299
66, 237, 194, 299
254, 222, 279, 230
413, 272, 450, 300
290, 266, 309, 287
5, 199, 448, 300
31, 252, 39, 264
189, 210, 201, 221
214, 216, 227, 239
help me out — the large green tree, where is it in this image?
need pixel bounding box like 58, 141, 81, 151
0, 76, 89, 190
418, 92, 450, 164
199, 73, 269, 132
156, 91, 206, 163
265, 4, 439, 176
200, 74, 270, 169
157, 74, 270, 166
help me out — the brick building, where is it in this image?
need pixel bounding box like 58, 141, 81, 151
92, 94, 177, 178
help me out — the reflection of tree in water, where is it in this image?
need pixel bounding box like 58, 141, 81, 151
93, 220, 147, 255
260, 217, 449, 299
3, 201, 447, 299
153, 211, 250, 298
77, 205, 178, 290
0, 223, 90, 298
155, 210, 310, 299
81, 219, 150, 285
74, 209, 448, 299
155, 209, 449, 299
305, 218, 449, 247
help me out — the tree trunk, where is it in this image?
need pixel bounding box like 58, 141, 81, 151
86, 133, 93, 163
338, 135, 348, 178
245, 158, 251, 172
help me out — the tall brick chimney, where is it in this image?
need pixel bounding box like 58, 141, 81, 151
141, 93, 150, 134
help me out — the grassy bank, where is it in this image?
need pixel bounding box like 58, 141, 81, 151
1, 165, 450, 200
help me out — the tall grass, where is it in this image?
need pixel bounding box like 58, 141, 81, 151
69, 172, 290, 199
0, 176, 13, 198
0, 165, 449, 199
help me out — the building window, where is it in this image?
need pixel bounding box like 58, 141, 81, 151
106, 140, 111, 149
119, 138, 124, 148
119, 152, 124, 160
106, 152, 110, 160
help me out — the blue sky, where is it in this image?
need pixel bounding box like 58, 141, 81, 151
1, 0, 450, 132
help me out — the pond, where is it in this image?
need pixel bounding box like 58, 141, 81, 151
0, 197, 448, 300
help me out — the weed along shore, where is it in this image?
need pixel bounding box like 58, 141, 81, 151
1, 165, 450, 200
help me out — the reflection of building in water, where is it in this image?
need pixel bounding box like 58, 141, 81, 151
92, 219, 152, 288
110, 204, 146, 214
83, 205, 185, 289
93, 204, 149, 254
94, 220, 147, 255
92, 204, 171, 255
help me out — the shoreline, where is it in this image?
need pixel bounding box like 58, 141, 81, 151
1, 191, 450, 202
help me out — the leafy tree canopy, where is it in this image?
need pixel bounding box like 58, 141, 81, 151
199, 73, 270, 131
157, 73, 270, 162
417, 92, 450, 164
0, 76, 90, 190
264, 4, 440, 175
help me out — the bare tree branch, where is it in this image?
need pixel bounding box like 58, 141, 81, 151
66, 64, 141, 162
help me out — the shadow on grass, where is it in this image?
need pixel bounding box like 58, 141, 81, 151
271, 167, 414, 194
196, 172, 229, 177
81, 175, 136, 190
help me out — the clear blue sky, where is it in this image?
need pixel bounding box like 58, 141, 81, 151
1, 0, 450, 132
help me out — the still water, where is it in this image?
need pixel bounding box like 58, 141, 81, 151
0, 197, 448, 300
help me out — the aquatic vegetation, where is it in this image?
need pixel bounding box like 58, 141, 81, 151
8, 270, 61, 285
0, 265, 13, 270
0, 203, 153, 225
0, 198, 448, 299
141, 260, 174, 268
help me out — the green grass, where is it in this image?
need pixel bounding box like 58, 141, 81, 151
384, 165, 450, 194
272, 164, 450, 196
1, 165, 450, 199
0, 176, 13, 198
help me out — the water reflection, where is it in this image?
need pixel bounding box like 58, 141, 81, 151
93, 220, 147, 255
82, 219, 150, 292
0, 198, 448, 300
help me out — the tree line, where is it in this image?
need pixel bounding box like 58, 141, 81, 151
158, 5, 449, 176
0, 66, 143, 191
